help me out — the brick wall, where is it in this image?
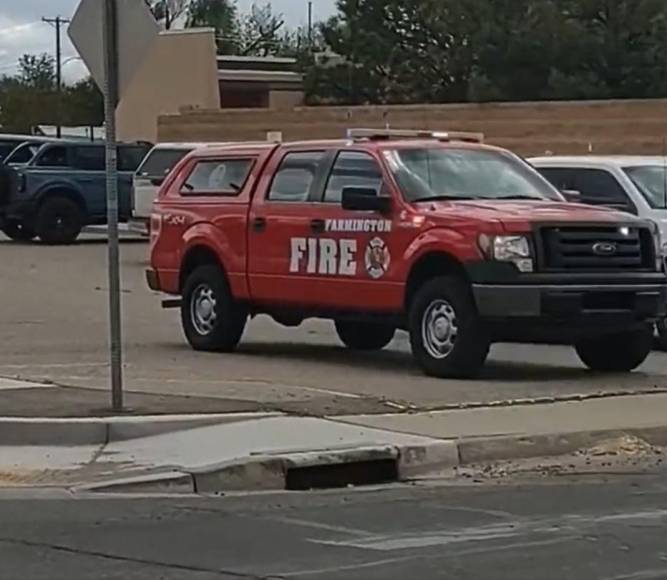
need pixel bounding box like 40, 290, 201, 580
158, 99, 667, 156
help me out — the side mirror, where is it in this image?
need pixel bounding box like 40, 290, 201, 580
341, 187, 391, 213
561, 189, 581, 203
150, 177, 165, 187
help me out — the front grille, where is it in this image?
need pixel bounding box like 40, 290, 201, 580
539, 225, 654, 271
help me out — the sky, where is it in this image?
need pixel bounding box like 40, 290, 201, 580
0, 0, 337, 82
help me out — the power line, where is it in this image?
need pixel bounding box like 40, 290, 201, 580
41, 16, 71, 138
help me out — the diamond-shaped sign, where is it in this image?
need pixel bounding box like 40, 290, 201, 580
68, 0, 160, 101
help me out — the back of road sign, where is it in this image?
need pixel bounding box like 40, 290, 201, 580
68, 0, 160, 101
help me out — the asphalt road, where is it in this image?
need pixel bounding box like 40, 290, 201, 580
2, 470, 667, 579
3, 234, 667, 414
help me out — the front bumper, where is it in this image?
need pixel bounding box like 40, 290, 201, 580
0, 199, 36, 224
473, 283, 667, 320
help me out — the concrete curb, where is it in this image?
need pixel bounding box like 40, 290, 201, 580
78, 440, 460, 494
75, 424, 667, 495
0, 413, 281, 446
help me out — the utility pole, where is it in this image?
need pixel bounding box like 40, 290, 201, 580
42, 16, 71, 139
307, 1, 313, 48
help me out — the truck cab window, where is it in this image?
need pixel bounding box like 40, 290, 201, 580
120, 146, 151, 172
268, 151, 325, 202
572, 169, 630, 206
324, 151, 383, 203
72, 146, 105, 171
36, 146, 68, 168
536, 168, 575, 191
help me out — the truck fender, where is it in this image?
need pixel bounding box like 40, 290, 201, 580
401, 228, 485, 309
402, 228, 482, 275
179, 222, 247, 298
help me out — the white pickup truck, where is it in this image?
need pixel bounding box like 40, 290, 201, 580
129, 143, 212, 236
531, 155, 667, 347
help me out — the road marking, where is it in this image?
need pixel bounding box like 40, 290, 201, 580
268, 516, 373, 538
278, 555, 415, 578
281, 537, 573, 577
0, 378, 54, 391
0, 362, 107, 370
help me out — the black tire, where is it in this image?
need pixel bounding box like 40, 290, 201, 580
335, 320, 395, 351
35, 196, 83, 244
1, 220, 35, 242
656, 319, 667, 351
408, 275, 490, 379
181, 264, 247, 352
575, 325, 653, 372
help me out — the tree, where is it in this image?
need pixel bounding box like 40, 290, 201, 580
145, 0, 191, 29
186, 0, 238, 53
18, 54, 55, 91
62, 78, 104, 127
559, 0, 667, 99
237, 3, 285, 56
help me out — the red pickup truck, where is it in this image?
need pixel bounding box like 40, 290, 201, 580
147, 129, 667, 378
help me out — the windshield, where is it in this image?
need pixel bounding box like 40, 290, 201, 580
385, 148, 562, 202
624, 165, 667, 209
0, 140, 22, 162
136, 148, 192, 178
4, 142, 42, 165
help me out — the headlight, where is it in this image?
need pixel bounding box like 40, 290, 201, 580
492, 236, 531, 261
479, 234, 534, 272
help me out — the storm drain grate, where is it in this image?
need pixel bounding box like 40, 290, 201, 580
285, 459, 399, 491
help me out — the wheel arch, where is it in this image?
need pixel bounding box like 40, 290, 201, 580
405, 252, 469, 311
179, 244, 228, 293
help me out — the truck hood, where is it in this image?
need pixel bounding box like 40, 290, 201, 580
419, 200, 641, 232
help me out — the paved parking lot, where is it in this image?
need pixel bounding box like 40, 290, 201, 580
2, 233, 667, 415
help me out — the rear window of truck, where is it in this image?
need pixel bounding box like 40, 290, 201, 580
137, 148, 192, 178
181, 158, 254, 195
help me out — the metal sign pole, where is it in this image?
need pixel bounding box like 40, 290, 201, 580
103, 0, 123, 411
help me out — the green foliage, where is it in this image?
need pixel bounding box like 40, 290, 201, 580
186, 0, 239, 53
308, 0, 667, 104
0, 54, 103, 133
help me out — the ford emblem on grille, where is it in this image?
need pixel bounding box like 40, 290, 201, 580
592, 242, 618, 256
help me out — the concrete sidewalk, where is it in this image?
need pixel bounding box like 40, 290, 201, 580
1, 389, 667, 493
0, 377, 393, 417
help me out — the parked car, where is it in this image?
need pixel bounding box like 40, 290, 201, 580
146, 129, 666, 378
3, 139, 59, 166
531, 155, 667, 348
0, 140, 151, 243
129, 143, 226, 236
0, 134, 57, 163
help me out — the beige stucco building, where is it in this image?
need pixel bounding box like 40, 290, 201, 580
116, 29, 304, 143
117, 28, 220, 143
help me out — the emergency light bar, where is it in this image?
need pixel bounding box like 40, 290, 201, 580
346, 128, 484, 144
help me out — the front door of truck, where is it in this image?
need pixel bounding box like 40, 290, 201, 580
302, 149, 415, 312
247, 149, 333, 307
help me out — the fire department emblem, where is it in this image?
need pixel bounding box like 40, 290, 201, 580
365, 237, 391, 279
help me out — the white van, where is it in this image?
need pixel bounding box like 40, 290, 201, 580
129, 143, 213, 235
